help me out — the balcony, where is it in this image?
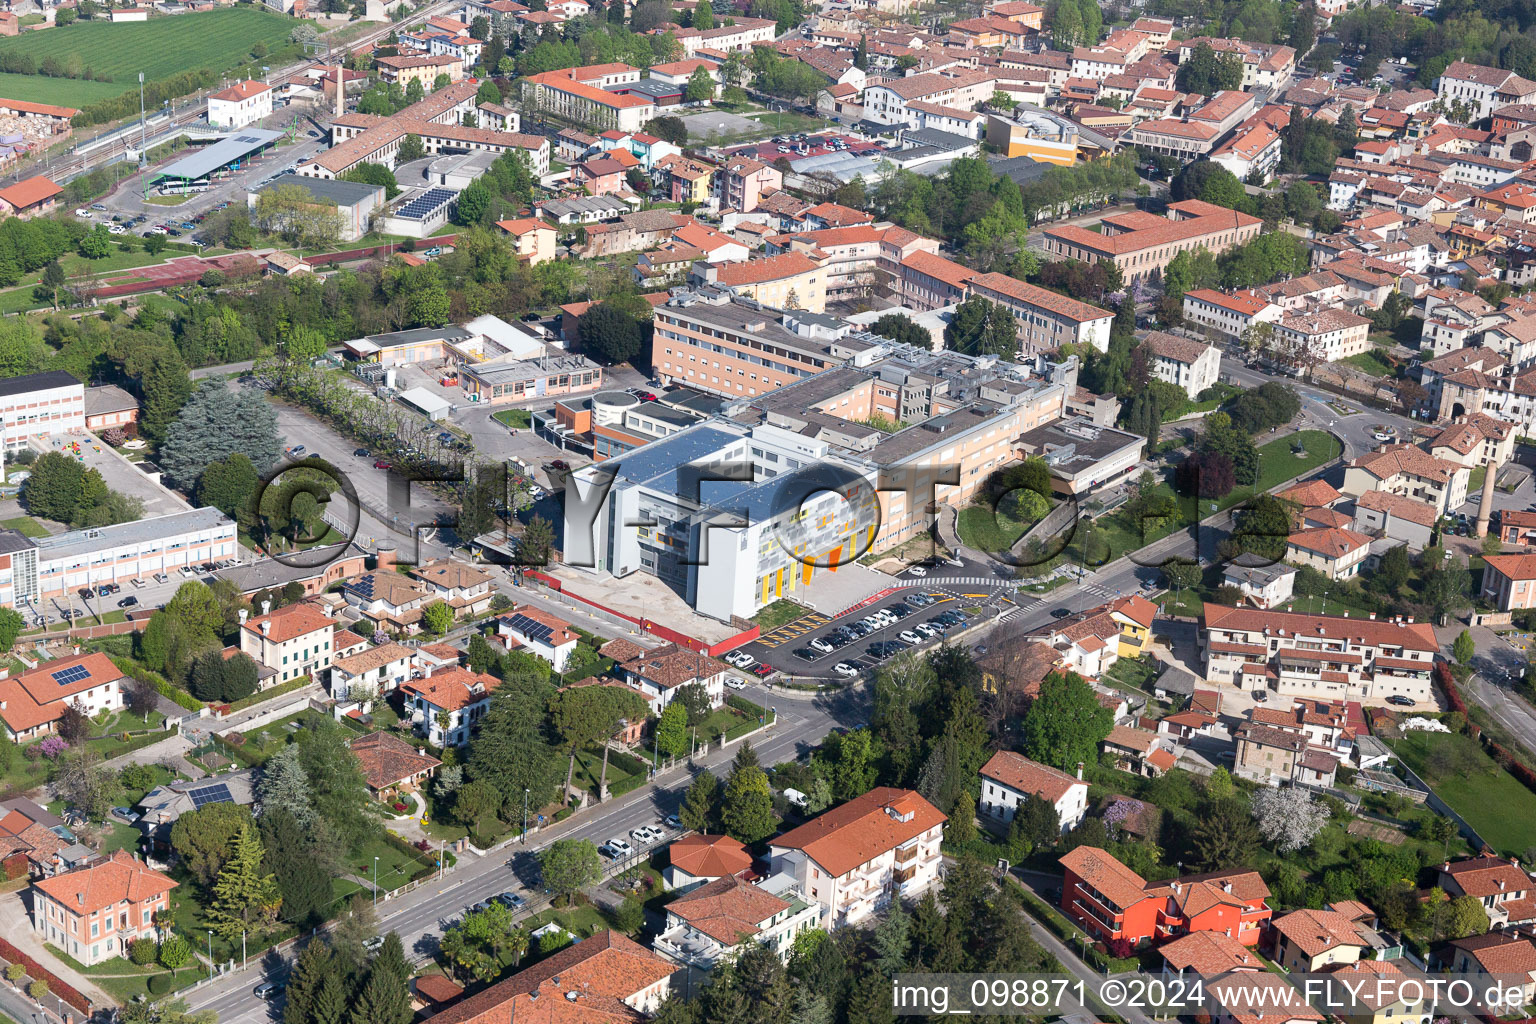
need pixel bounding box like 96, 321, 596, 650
893, 865, 917, 885
894, 844, 918, 865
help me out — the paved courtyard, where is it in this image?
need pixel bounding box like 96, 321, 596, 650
679, 110, 763, 140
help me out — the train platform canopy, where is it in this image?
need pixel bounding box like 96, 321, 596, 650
153, 128, 284, 184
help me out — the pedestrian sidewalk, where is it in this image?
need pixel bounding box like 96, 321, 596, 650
0, 892, 114, 1009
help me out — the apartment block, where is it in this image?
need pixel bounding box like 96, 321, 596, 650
1201, 603, 1436, 704
769, 788, 945, 927
1043, 200, 1263, 284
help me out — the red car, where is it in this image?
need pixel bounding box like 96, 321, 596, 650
374, 459, 393, 470
640, 393, 658, 402
752, 663, 772, 676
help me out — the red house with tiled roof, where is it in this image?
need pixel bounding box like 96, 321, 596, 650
665, 833, 751, 891
238, 600, 338, 687
399, 666, 499, 748
31, 850, 175, 965
1060, 845, 1271, 948
0, 652, 126, 742
1437, 855, 1536, 928
422, 930, 673, 1024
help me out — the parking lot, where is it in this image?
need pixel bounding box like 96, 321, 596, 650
724, 129, 890, 166
729, 586, 1004, 678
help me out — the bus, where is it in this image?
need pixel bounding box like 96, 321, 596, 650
157, 181, 210, 196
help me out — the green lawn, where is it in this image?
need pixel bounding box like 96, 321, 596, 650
751, 598, 811, 632
347, 836, 437, 892
1, 516, 49, 538
143, 194, 190, 207
524, 903, 609, 940
0, 70, 125, 104
494, 408, 532, 429
1387, 730, 1536, 856
957, 503, 1036, 553
1091, 430, 1343, 564
0, 9, 297, 99
94, 969, 200, 1004
1343, 350, 1396, 378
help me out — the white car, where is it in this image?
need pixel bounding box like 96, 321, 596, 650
74, 208, 91, 218
726, 651, 755, 668
726, 677, 746, 690
833, 662, 859, 677
809, 637, 834, 653
915, 622, 939, 638
605, 837, 633, 857
628, 827, 660, 845
108, 224, 126, 235
898, 630, 922, 645
907, 565, 927, 577
1372, 430, 1393, 442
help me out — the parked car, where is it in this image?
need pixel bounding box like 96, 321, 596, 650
809, 637, 835, 653
792, 647, 819, 661
154, 572, 168, 584
1386, 694, 1415, 706
354, 448, 369, 457
118, 596, 138, 608
725, 677, 746, 689
898, 630, 922, 645
495, 891, 524, 910
286, 445, 306, 456
833, 662, 859, 677
751, 663, 772, 676
374, 459, 393, 470
664, 813, 684, 829
906, 565, 927, 577
110, 807, 138, 823
605, 837, 633, 857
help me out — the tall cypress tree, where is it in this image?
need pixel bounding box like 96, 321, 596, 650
283, 939, 332, 1024
312, 967, 348, 1024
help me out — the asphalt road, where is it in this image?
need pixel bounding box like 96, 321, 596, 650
182, 680, 857, 1024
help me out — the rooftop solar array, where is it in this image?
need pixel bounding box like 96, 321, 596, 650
396, 188, 456, 221
51, 664, 89, 687
347, 575, 378, 599
188, 783, 233, 809
505, 613, 553, 644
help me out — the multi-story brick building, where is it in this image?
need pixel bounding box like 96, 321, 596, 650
1043, 200, 1263, 284
965, 272, 1115, 355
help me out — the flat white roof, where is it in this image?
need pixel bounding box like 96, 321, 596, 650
397, 386, 451, 416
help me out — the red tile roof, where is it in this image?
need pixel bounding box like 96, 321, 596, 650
981, 750, 1084, 802
33, 849, 175, 916
771, 787, 944, 878
242, 602, 337, 644
1060, 845, 1148, 910
668, 833, 751, 878
0, 175, 61, 211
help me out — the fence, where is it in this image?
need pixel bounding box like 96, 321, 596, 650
1394, 758, 1490, 851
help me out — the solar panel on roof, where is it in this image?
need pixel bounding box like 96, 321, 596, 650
507, 613, 554, 643
51, 664, 89, 687
188, 783, 233, 808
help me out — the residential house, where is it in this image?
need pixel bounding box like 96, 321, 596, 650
1102, 725, 1177, 777
339, 569, 434, 634
1445, 932, 1536, 1004
1160, 930, 1264, 977
1352, 490, 1437, 550
1342, 444, 1470, 515
495, 218, 557, 264
399, 665, 500, 747
0, 653, 126, 742
1234, 720, 1338, 787
978, 750, 1089, 831
419, 930, 673, 1024
1059, 846, 1271, 946
653, 874, 823, 967
608, 641, 729, 711
239, 602, 337, 687
0, 800, 73, 879
1437, 855, 1536, 928
768, 788, 946, 926
665, 833, 752, 892
1323, 959, 1430, 1024
496, 607, 580, 672
1479, 554, 1536, 612
410, 560, 494, 619
1286, 526, 1372, 580
1143, 331, 1221, 400
350, 731, 441, 799
715, 155, 782, 213
329, 642, 415, 699
31, 851, 175, 966
1221, 558, 1297, 609
1271, 907, 1372, 971
1023, 595, 1157, 678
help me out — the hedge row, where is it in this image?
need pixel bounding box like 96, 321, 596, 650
724, 694, 767, 718
0, 936, 89, 1014
109, 656, 202, 712
1435, 661, 1468, 717
223, 674, 312, 714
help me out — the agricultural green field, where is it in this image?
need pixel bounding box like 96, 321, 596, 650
0, 9, 295, 104
0, 70, 124, 104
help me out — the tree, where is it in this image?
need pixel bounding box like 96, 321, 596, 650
208, 822, 281, 938
870, 312, 929, 348
946, 796, 976, 844
1421, 547, 1472, 621
680, 770, 721, 832
158, 936, 191, 974
550, 684, 648, 798
171, 802, 254, 887
828, 728, 875, 801
52, 746, 114, 820
453, 780, 502, 828
56, 700, 89, 746
262, 807, 330, 930
189, 648, 259, 703
1454, 629, 1476, 665
1175, 448, 1237, 499
1373, 544, 1412, 596
293, 718, 376, 853
655, 699, 688, 760
465, 685, 563, 814
1021, 672, 1113, 772
520, 515, 554, 566
722, 752, 776, 843
397, 133, 425, 162
1190, 797, 1259, 871
138, 348, 194, 441
685, 65, 715, 103
159, 380, 281, 489
257, 746, 316, 831
580, 302, 645, 364
1251, 787, 1329, 852
197, 453, 259, 531
693, 0, 714, 28
422, 600, 453, 636
644, 115, 688, 147
284, 938, 334, 1024
539, 838, 602, 904
1447, 894, 1490, 939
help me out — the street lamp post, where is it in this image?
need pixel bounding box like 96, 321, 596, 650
138, 72, 147, 201
522, 787, 529, 843
373, 855, 381, 907
206, 930, 213, 980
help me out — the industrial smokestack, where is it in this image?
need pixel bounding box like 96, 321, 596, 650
334, 65, 344, 119
1477, 459, 1500, 538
